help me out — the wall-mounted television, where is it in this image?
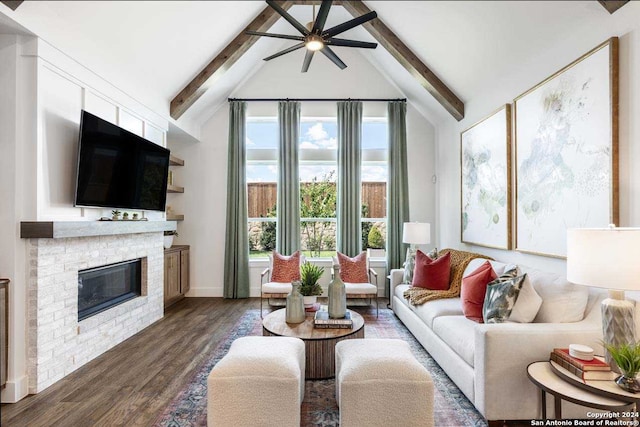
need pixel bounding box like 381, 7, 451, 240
74, 110, 170, 212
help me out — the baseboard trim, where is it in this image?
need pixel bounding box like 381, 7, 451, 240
1, 374, 29, 403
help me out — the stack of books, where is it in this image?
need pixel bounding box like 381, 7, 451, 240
550, 348, 617, 382
314, 310, 353, 329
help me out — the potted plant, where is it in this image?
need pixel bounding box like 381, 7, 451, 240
366, 224, 386, 258
122, 212, 129, 220
604, 341, 640, 393
299, 261, 324, 308
111, 210, 121, 220
164, 230, 178, 249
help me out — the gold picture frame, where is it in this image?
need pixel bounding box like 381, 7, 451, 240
514, 37, 619, 258
460, 104, 512, 250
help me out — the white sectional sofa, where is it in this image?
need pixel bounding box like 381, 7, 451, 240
390, 256, 611, 424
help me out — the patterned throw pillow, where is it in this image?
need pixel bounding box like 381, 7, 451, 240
337, 252, 369, 283
411, 250, 451, 290
403, 247, 439, 284
270, 251, 301, 282
482, 268, 527, 323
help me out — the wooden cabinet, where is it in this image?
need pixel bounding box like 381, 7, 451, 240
164, 245, 190, 308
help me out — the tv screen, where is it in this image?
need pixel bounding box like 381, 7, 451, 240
74, 110, 170, 212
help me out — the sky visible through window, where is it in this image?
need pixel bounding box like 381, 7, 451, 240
246, 118, 387, 183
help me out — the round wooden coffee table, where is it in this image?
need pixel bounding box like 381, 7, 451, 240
262, 308, 365, 379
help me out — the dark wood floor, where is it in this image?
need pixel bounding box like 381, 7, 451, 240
0, 298, 260, 427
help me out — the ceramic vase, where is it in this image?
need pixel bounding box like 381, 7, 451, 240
286, 281, 305, 324
328, 265, 347, 319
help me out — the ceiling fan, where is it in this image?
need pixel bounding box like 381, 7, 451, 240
246, 0, 378, 72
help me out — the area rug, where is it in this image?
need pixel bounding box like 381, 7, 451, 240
153, 308, 487, 427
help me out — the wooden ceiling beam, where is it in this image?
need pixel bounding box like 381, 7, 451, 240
341, 1, 464, 121
1, 1, 24, 11
170, 1, 294, 120
597, 0, 630, 14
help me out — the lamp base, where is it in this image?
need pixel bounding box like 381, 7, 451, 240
602, 292, 636, 372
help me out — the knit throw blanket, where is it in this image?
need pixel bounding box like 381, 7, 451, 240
403, 248, 492, 306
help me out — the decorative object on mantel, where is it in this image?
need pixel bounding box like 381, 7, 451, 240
246, 1, 378, 72
111, 210, 121, 220
123, 212, 129, 220
461, 104, 511, 250
285, 280, 306, 324
299, 262, 324, 310
514, 37, 619, 258
401, 222, 431, 284
603, 342, 640, 393
164, 230, 178, 249
132, 213, 139, 220
567, 226, 640, 372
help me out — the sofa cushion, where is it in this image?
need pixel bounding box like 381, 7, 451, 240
262, 282, 293, 294
395, 284, 463, 328
508, 274, 543, 323
482, 269, 527, 323
344, 282, 377, 295
461, 261, 497, 322
432, 316, 476, 367
412, 250, 451, 290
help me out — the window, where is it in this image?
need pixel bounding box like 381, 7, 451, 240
246, 118, 278, 258
246, 116, 388, 259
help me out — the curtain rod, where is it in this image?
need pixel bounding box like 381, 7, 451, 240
228, 97, 406, 102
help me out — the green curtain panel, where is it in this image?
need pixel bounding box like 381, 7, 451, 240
223, 101, 250, 299
337, 101, 363, 257
387, 101, 410, 275
276, 101, 301, 255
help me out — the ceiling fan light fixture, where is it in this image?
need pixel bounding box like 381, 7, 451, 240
305, 34, 324, 51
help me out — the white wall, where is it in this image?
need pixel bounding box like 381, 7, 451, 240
0, 34, 171, 402
169, 48, 437, 297
435, 2, 640, 274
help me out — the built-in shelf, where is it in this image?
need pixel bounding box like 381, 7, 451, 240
167, 184, 184, 193
20, 221, 177, 239
169, 155, 184, 166
166, 214, 184, 221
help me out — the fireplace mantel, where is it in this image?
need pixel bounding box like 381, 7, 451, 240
20, 220, 177, 239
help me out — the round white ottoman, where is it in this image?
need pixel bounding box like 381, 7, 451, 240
207, 336, 305, 427
335, 338, 434, 427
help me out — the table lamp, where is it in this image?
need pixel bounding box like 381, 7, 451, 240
402, 222, 431, 284
566, 226, 640, 369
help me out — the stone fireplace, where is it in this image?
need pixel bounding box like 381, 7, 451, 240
22, 221, 174, 394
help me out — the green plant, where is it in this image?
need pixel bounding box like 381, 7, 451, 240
604, 342, 640, 377
300, 171, 337, 257
299, 262, 324, 296
111, 210, 121, 216
260, 206, 277, 251
368, 224, 385, 249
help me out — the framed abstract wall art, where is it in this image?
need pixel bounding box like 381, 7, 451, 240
461, 104, 512, 249
514, 37, 619, 258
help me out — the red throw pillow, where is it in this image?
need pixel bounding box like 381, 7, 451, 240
412, 251, 451, 290
337, 252, 369, 283
460, 261, 498, 323
270, 251, 301, 282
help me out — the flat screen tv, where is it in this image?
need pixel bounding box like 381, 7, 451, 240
74, 110, 170, 212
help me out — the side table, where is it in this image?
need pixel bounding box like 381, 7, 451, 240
527, 361, 637, 419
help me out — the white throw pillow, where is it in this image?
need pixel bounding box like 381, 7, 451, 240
529, 270, 589, 323
508, 274, 543, 323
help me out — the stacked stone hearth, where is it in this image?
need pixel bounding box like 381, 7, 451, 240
27, 232, 164, 393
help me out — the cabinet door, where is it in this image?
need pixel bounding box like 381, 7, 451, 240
180, 249, 190, 294
164, 251, 181, 303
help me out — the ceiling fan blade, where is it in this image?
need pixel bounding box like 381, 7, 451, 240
312, 0, 333, 33
246, 30, 304, 42
266, 0, 309, 35
301, 50, 315, 73
320, 46, 347, 70
323, 11, 377, 38
326, 38, 377, 49
263, 42, 306, 61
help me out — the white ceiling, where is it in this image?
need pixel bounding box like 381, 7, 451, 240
0, 1, 634, 128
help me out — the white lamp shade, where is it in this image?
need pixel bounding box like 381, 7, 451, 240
402, 222, 431, 245
567, 227, 640, 291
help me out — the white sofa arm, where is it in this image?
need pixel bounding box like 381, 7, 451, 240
473, 320, 602, 421
389, 269, 405, 307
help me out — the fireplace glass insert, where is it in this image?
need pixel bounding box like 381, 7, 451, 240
78, 259, 142, 321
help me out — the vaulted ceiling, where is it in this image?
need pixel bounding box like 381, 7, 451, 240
0, 1, 634, 130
